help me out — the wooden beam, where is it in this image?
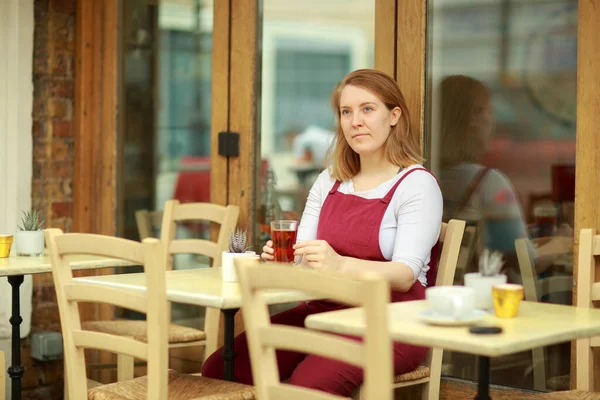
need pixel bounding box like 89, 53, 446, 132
73, 0, 95, 236
73, 0, 118, 238
374, 0, 396, 78
572, 0, 600, 390
228, 0, 259, 239
210, 0, 230, 209
395, 0, 427, 150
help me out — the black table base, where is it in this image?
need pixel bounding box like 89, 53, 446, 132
221, 308, 239, 381
475, 356, 491, 400
7, 275, 24, 400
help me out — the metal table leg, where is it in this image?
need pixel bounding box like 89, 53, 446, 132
8, 275, 24, 400
475, 356, 491, 400
221, 308, 239, 381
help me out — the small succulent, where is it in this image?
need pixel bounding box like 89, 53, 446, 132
228, 229, 249, 253
18, 209, 44, 232
478, 249, 504, 277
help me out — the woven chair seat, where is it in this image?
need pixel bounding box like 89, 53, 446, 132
82, 320, 206, 344
547, 375, 570, 391
393, 365, 430, 383
88, 370, 255, 400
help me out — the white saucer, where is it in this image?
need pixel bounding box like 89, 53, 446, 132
417, 309, 488, 326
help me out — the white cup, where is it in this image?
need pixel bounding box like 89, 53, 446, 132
426, 286, 476, 320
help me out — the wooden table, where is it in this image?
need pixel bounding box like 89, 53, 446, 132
0, 253, 134, 400
75, 267, 318, 381
305, 300, 600, 400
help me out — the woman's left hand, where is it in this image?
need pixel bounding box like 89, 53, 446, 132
293, 240, 343, 271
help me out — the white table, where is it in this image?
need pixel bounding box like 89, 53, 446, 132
0, 253, 134, 400
305, 300, 600, 400
75, 267, 318, 380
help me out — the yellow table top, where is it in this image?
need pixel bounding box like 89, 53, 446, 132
0, 251, 134, 277
305, 300, 600, 357
75, 267, 318, 310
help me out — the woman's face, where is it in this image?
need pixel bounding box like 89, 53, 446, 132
339, 85, 401, 157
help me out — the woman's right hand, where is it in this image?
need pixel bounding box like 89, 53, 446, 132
261, 240, 275, 261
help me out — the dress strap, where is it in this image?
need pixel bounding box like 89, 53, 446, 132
328, 180, 342, 195
381, 167, 434, 204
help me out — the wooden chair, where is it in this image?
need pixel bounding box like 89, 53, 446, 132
235, 259, 394, 400
135, 209, 163, 240
576, 228, 600, 392
516, 237, 574, 392
45, 229, 254, 400
83, 200, 240, 372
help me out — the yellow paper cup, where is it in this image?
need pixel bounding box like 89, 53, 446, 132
0, 235, 14, 258
492, 284, 524, 318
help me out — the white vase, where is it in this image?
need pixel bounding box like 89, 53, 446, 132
221, 251, 256, 282
464, 272, 507, 310
15, 230, 45, 257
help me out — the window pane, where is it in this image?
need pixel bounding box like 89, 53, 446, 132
256, 0, 375, 244
427, 0, 577, 391
118, 0, 213, 328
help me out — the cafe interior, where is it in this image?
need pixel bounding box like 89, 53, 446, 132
1, 0, 600, 399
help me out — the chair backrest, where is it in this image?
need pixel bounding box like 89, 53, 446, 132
436, 219, 467, 287
515, 237, 573, 302
45, 229, 169, 400
135, 209, 163, 240
160, 200, 240, 269
576, 228, 600, 391
454, 226, 477, 284
235, 259, 393, 400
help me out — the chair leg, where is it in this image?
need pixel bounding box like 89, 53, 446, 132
63, 358, 68, 400
532, 347, 548, 392
423, 349, 442, 400
117, 354, 135, 381
0, 352, 5, 400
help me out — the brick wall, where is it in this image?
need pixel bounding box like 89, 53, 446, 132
25, 0, 76, 398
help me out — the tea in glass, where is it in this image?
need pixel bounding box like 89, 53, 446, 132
270, 220, 298, 263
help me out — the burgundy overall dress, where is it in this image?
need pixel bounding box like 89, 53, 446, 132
201, 167, 440, 396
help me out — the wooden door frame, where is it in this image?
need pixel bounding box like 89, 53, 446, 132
374, 0, 427, 155
73, 0, 119, 330
211, 0, 261, 244
572, 0, 600, 390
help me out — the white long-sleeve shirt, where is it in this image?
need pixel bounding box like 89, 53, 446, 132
297, 165, 443, 286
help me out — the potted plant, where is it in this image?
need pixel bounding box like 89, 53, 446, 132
222, 229, 256, 282
15, 209, 45, 257
464, 249, 507, 310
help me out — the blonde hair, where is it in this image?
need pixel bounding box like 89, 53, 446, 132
439, 75, 491, 168
327, 69, 423, 181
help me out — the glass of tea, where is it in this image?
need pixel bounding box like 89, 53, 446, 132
270, 220, 298, 263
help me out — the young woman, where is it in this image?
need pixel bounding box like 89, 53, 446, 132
201, 69, 443, 396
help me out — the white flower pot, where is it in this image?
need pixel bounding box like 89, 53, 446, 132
464, 272, 507, 310
222, 251, 256, 282
15, 230, 45, 257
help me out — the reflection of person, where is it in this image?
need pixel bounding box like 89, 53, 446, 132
438, 75, 571, 278
291, 124, 335, 167
202, 69, 443, 395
